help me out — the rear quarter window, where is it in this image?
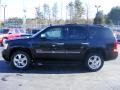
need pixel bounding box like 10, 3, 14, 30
88, 27, 114, 39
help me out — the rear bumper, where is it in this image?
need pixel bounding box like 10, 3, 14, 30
105, 51, 118, 61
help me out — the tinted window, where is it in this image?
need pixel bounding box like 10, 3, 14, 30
15, 29, 19, 33
88, 27, 103, 39
68, 26, 86, 40
88, 27, 114, 39
43, 27, 64, 39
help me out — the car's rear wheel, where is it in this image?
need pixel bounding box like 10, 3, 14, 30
85, 53, 104, 72
10, 51, 31, 70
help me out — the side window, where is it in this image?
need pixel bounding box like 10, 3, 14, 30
8, 29, 14, 34
43, 27, 63, 39
88, 27, 102, 39
88, 27, 97, 39
88, 27, 114, 39
68, 27, 86, 40
20, 29, 25, 34
15, 29, 19, 33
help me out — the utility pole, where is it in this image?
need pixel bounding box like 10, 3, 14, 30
35, 7, 39, 28
0, 0, 1, 21
86, 4, 89, 24
61, 0, 63, 20
95, 5, 101, 24
23, 9, 27, 33
66, 6, 68, 22
1, 5, 7, 23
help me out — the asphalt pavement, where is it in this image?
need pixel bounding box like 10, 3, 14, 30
0, 46, 120, 90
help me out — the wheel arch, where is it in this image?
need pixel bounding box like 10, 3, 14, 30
84, 48, 106, 60
9, 47, 33, 61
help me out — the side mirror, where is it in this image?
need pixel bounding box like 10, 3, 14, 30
41, 34, 47, 39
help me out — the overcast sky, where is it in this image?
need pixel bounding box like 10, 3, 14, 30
0, 0, 120, 20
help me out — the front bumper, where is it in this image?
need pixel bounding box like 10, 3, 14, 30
2, 49, 11, 61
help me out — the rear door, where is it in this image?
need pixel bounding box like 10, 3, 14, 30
65, 26, 89, 60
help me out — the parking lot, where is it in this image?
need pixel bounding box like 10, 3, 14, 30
0, 46, 120, 90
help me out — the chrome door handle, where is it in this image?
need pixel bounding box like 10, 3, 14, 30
52, 44, 56, 47
81, 43, 89, 45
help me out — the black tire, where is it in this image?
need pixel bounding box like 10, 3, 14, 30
10, 51, 31, 70
85, 53, 104, 72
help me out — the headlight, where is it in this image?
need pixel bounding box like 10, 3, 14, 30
3, 43, 8, 49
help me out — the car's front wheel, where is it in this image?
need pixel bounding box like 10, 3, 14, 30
10, 51, 31, 70
85, 53, 104, 72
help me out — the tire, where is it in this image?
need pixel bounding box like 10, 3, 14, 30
85, 53, 104, 72
10, 51, 31, 70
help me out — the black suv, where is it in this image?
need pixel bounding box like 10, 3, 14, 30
2, 24, 118, 71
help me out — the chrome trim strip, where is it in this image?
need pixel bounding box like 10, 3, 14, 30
36, 50, 80, 54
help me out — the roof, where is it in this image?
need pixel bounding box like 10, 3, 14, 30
48, 24, 106, 28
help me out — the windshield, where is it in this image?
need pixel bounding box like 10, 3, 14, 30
32, 26, 48, 37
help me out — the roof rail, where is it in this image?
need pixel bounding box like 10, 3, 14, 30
65, 23, 77, 25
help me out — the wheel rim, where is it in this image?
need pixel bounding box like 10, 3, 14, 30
13, 54, 28, 69
88, 55, 102, 70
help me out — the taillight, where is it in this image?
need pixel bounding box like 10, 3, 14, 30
113, 39, 118, 52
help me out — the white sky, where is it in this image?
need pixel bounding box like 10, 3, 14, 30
0, 0, 120, 20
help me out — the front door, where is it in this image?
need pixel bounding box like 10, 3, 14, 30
33, 26, 67, 60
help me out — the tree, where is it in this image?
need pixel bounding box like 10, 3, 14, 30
35, 7, 44, 24
52, 2, 58, 23
66, 0, 84, 24
67, 2, 74, 23
94, 11, 113, 25
73, 0, 84, 23
0, 22, 4, 27
43, 4, 50, 19
93, 11, 106, 24
105, 15, 113, 25
108, 6, 120, 25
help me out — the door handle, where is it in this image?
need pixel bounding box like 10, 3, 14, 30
81, 43, 89, 45
52, 44, 56, 47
